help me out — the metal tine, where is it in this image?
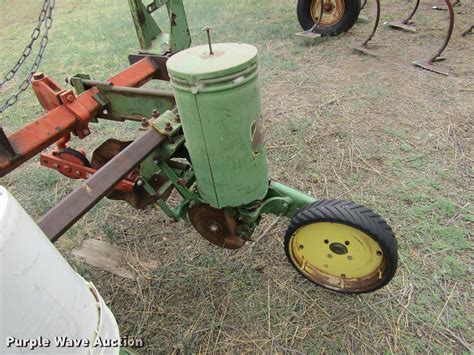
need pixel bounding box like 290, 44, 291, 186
413, 0, 455, 76
385, 0, 419, 33
352, 0, 381, 56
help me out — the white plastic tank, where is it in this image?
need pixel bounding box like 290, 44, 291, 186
0, 186, 120, 354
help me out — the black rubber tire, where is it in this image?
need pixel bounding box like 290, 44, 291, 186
284, 199, 397, 293
297, 0, 361, 36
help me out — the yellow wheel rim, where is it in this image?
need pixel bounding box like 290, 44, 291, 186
289, 222, 387, 291
310, 0, 345, 26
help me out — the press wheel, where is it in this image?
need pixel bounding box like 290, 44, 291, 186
284, 200, 397, 293
297, 0, 360, 36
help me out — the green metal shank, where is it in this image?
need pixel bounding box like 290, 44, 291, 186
128, 0, 191, 54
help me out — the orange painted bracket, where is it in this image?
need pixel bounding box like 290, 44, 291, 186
0, 58, 158, 177
39, 152, 135, 192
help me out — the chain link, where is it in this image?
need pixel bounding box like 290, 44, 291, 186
0, 0, 55, 113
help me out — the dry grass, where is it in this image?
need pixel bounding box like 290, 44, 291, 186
0, 0, 473, 352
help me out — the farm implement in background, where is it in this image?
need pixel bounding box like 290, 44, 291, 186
296, 0, 362, 37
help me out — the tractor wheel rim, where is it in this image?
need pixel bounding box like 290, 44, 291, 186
289, 222, 387, 292
310, 0, 345, 26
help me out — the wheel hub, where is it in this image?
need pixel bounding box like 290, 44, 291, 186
310, 0, 345, 26
289, 222, 387, 292
323, 3, 333, 12
329, 242, 348, 255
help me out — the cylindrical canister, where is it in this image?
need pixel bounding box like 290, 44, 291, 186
0, 186, 120, 354
167, 43, 269, 208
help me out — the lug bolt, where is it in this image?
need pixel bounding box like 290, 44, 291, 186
142, 118, 150, 128
152, 109, 160, 118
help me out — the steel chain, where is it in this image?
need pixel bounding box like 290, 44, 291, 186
0, 0, 54, 113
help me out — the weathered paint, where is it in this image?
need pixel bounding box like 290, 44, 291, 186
167, 43, 269, 208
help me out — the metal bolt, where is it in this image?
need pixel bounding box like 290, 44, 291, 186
208, 221, 221, 233
136, 179, 144, 187
141, 118, 150, 128
152, 109, 160, 118
165, 122, 172, 132
175, 114, 181, 123
67, 95, 75, 103
202, 26, 214, 55
347, 256, 353, 260
327, 253, 333, 258
282, 202, 289, 209
153, 156, 160, 165
75, 171, 81, 178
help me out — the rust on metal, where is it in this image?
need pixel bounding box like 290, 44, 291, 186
290, 242, 390, 293
0, 126, 15, 158
40, 150, 135, 191
0, 58, 158, 178
352, 0, 381, 56
38, 128, 166, 243
188, 203, 247, 249
90, 138, 172, 208
413, 0, 455, 76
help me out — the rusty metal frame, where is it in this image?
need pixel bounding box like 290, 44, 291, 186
413, 0, 455, 76
38, 128, 166, 243
0, 58, 158, 177
39, 151, 136, 192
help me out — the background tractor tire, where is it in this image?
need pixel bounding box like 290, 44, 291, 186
297, 0, 361, 36
284, 200, 397, 293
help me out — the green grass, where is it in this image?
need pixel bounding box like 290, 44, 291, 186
1, 0, 473, 353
